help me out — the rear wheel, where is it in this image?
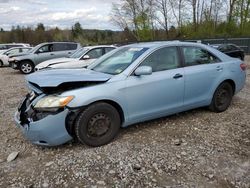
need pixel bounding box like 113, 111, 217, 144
20, 61, 34, 74
209, 82, 233, 112
0, 60, 3, 67
75, 102, 120, 147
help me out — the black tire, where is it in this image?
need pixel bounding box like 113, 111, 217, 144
20, 61, 34, 74
0, 60, 3, 67
209, 82, 233, 112
75, 102, 121, 147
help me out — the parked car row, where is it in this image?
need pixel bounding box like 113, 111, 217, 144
12, 41, 246, 147
0, 42, 117, 74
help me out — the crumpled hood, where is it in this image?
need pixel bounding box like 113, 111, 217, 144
36, 58, 75, 69
26, 68, 112, 88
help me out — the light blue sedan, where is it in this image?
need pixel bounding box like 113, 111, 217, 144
14, 42, 247, 147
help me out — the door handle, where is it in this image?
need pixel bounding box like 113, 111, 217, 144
216, 66, 223, 71
173, 73, 183, 79
50, 53, 54, 55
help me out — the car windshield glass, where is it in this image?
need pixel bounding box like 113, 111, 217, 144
70, 47, 88, 58
28, 44, 44, 53
91, 47, 148, 75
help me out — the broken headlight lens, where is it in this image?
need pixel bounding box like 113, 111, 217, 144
34, 95, 74, 109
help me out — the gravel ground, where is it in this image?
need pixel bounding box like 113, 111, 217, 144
0, 58, 249, 188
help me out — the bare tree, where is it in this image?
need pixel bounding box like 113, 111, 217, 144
156, 0, 170, 37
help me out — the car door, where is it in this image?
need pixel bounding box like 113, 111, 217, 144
124, 46, 184, 124
34, 44, 55, 64
54, 43, 78, 58
181, 46, 223, 108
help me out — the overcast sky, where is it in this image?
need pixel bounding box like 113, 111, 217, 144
0, 0, 121, 30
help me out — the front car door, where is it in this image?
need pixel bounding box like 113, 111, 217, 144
181, 46, 223, 108
79, 48, 104, 66
125, 46, 185, 124
34, 44, 54, 64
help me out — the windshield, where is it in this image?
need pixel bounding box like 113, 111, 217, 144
70, 47, 88, 58
91, 47, 148, 75
28, 43, 44, 53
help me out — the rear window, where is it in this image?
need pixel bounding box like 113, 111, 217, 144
6, 44, 23, 49
0, 45, 7, 50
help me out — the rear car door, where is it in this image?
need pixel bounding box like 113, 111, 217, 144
53, 43, 78, 58
125, 46, 185, 123
181, 46, 223, 107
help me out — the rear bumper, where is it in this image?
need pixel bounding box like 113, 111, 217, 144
14, 95, 73, 146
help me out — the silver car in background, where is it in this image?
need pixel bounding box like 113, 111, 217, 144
9, 42, 81, 74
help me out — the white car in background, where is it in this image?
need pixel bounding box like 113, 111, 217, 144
0, 47, 32, 66
35, 45, 116, 71
0, 43, 30, 54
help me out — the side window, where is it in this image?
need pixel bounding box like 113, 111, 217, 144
53, 43, 77, 51
21, 48, 30, 53
0, 45, 7, 50
8, 49, 19, 54
229, 45, 239, 51
53, 43, 66, 51
67, 43, 77, 50
104, 47, 115, 54
140, 47, 179, 72
182, 47, 220, 66
85, 48, 103, 59
37, 44, 53, 53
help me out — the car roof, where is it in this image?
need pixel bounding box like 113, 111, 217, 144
38, 42, 79, 45
84, 45, 116, 50
6, 47, 32, 50
124, 41, 210, 49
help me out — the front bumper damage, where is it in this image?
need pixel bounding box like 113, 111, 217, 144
8, 60, 18, 69
14, 93, 73, 146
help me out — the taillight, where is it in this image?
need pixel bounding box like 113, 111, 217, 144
240, 63, 247, 71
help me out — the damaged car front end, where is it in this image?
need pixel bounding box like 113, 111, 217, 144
14, 68, 112, 146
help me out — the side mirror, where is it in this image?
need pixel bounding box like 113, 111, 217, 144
83, 55, 90, 60
134, 66, 152, 76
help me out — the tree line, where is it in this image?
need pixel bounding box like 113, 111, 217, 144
111, 0, 250, 40
0, 0, 250, 46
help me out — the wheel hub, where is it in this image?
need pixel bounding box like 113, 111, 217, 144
216, 89, 229, 106
87, 113, 111, 137
21, 64, 32, 73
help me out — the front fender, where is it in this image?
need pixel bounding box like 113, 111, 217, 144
62, 81, 129, 122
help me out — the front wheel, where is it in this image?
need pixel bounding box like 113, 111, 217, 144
75, 102, 121, 147
20, 61, 34, 74
209, 82, 233, 112
0, 60, 3, 67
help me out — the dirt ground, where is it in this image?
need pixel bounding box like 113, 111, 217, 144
0, 57, 249, 188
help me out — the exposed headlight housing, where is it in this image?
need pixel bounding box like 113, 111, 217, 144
34, 95, 74, 110
9, 57, 17, 62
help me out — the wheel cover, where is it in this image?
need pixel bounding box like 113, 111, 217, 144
21, 63, 32, 73
87, 113, 111, 137
215, 88, 230, 108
